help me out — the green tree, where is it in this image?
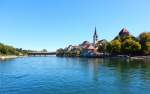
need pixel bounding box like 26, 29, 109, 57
106, 42, 112, 53
42, 49, 48, 52
0, 43, 32, 56
139, 32, 150, 55
142, 42, 150, 55
121, 39, 141, 55
110, 40, 121, 54
96, 40, 108, 53
56, 48, 64, 56
139, 32, 150, 43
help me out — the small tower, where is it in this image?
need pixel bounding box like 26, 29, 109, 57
93, 27, 98, 46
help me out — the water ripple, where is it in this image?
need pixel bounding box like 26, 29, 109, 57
1, 57, 150, 94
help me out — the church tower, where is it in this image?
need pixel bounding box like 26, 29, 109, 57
93, 27, 98, 46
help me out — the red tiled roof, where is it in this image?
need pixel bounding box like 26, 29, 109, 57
88, 45, 96, 50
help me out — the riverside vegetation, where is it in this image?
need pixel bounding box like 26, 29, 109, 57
0, 43, 49, 60
56, 28, 150, 57
0, 42, 49, 56
0, 43, 32, 56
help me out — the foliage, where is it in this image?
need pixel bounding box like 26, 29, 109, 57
64, 48, 82, 57
108, 31, 144, 55
109, 40, 121, 54
106, 42, 112, 53
142, 42, 150, 55
56, 48, 64, 56
96, 40, 108, 53
139, 32, 150, 43
0, 43, 28, 56
139, 32, 150, 55
56, 30, 150, 57
121, 39, 141, 55
41, 49, 48, 52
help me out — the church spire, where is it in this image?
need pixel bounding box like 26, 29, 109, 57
94, 27, 97, 36
93, 27, 98, 46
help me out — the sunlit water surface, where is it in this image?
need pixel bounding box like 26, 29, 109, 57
1, 56, 150, 94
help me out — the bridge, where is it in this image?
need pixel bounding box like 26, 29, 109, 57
28, 52, 56, 56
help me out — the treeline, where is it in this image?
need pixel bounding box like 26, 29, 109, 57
106, 32, 150, 56
0, 43, 29, 56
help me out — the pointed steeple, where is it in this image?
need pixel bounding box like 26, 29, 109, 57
94, 27, 98, 38
93, 27, 98, 46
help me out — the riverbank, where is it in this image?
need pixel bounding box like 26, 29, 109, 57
130, 56, 150, 60
108, 55, 150, 61
57, 55, 150, 61
0, 55, 26, 60
1, 55, 149, 61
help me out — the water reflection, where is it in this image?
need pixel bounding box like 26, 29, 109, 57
1, 57, 150, 94
62, 57, 150, 86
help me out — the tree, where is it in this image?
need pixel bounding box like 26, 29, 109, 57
121, 39, 141, 55
0, 43, 33, 56
139, 32, 150, 43
109, 40, 121, 54
106, 42, 112, 53
96, 40, 108, 53
56, 48, 64, 56
142, 42, 150, 55
120, 35, 132, 42
42, 49, 48, 52
139, 32, 150, 55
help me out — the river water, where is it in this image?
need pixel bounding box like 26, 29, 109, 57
0, 56, 150, 94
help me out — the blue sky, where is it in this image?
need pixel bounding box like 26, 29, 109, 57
0, 0, 150, 51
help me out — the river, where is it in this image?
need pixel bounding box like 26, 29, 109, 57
0, 56, 150, 94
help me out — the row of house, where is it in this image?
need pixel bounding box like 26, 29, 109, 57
61, 27, 105, 57
57, 27, 133, 57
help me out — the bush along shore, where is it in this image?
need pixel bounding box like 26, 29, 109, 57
56, 28, 150, 60
0, 43, 35, 60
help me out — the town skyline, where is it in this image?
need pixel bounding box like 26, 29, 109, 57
0, 27, 148, 51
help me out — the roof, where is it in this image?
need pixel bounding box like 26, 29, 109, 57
119, 28, 130, 36
83, 44, 89, 49
87, 45, 96, 50
82, 41, 90, 45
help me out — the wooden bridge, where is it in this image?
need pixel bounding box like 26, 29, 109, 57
28, 52, 56, 56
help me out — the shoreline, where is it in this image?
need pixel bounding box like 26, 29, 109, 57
0, 55, 27, 60
57, 55, 150, 61
130, 56, 150, 60
1, 55, 150, 61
